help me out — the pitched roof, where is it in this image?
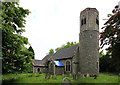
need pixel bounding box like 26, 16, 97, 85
42, 54, 52, 61
33, 45, 78, 66
52, 45, 78, 60
33, 54, 52, 67
33, 60, 46, 66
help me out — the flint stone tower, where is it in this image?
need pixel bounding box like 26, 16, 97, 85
79, 8, 99, 75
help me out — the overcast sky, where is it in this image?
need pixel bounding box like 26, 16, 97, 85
19, 0, 120, 60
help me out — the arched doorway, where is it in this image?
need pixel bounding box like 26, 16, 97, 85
37, 68, 40, 72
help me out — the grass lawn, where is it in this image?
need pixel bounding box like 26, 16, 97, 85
2, 72, 119, 84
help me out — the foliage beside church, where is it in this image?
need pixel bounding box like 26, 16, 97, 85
100, 5, 120, 72
2, 2, 34, 73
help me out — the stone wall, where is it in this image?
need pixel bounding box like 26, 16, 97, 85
79, 30, 99, 75
79, 8, 99, 75
33, 58, 73, 75
60, 59, 72, 74
33, 66, 47, 73
55, 67, 64, 75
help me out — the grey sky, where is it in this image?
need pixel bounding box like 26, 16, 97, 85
20, 0, 120, 60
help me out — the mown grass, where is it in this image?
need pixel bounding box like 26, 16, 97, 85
2, 72, 119, 84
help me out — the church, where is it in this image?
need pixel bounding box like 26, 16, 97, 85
33, 8, 99, 76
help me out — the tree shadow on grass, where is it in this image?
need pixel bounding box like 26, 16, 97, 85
2, 78, 19, 85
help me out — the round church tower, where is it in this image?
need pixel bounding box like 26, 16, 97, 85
79, 8, 99, 75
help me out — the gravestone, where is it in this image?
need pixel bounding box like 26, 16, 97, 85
77, 72, 83, 79
82, 74, 84, 78
77, 73, 80, 80
62, 73, 64, 77
52, 75, 56, 79
45, 73, 47, 79
86, 74, 90, 78
84, 74, 87, 77
39, 70, 42, 74
118, 73, 120, 76
94, 75, 97, 79
69, 73, 72, 77
62, 77, 72, 85
45, 73, 50, 79
73, 73, 76, 80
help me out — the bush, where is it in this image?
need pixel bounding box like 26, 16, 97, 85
99, 51, 118, 73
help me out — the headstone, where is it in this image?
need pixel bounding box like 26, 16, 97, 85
39, 70, 42, 74
82, 74, 84, 78
69, 73, 72, 77
62, 77, 72, 85
77, 73, 80, 79
118, 73, 120, 76
48, 73, 50, 79
62, 73, 64, 77
84, 74, 86, 77
45, 73, 50, 79
45, 73, 47, 79
86, 74, 90, 78
52, 75, 56, 79
77, 72, 82, 79
73, 73, 76, 80
94, 75, 97, 79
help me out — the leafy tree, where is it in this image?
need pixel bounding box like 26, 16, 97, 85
28, 46, 35, 59
99, 50, 104, 58
49, 49, 54, 54
100, 5, 120, 72
100, 5, 120, 48
99, 51, 117, 72
111, 42, 120, 71
55, 42, 78, 52
47, 42, 78, 55
2, 2, 33, 73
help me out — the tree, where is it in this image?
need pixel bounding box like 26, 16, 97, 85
100, 5, 120, 72
99, 50, 104, 58
99, 51, 117, 72
100, 5, 120, 48
55, 42, 78, 52
28, 46, 35, 59
2, 2, 33, 73
49, 49, 54, 54
47, 42, 78, 55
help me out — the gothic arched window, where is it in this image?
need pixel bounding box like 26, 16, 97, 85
81, 15, 86, 26
66, 61, 70, 71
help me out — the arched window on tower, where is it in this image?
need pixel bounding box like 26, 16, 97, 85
96, 15, 99, 25
66, 61, 70, 71
81, 15, 86, 26
84, 16, 86, 24
81, 19, 84, 26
